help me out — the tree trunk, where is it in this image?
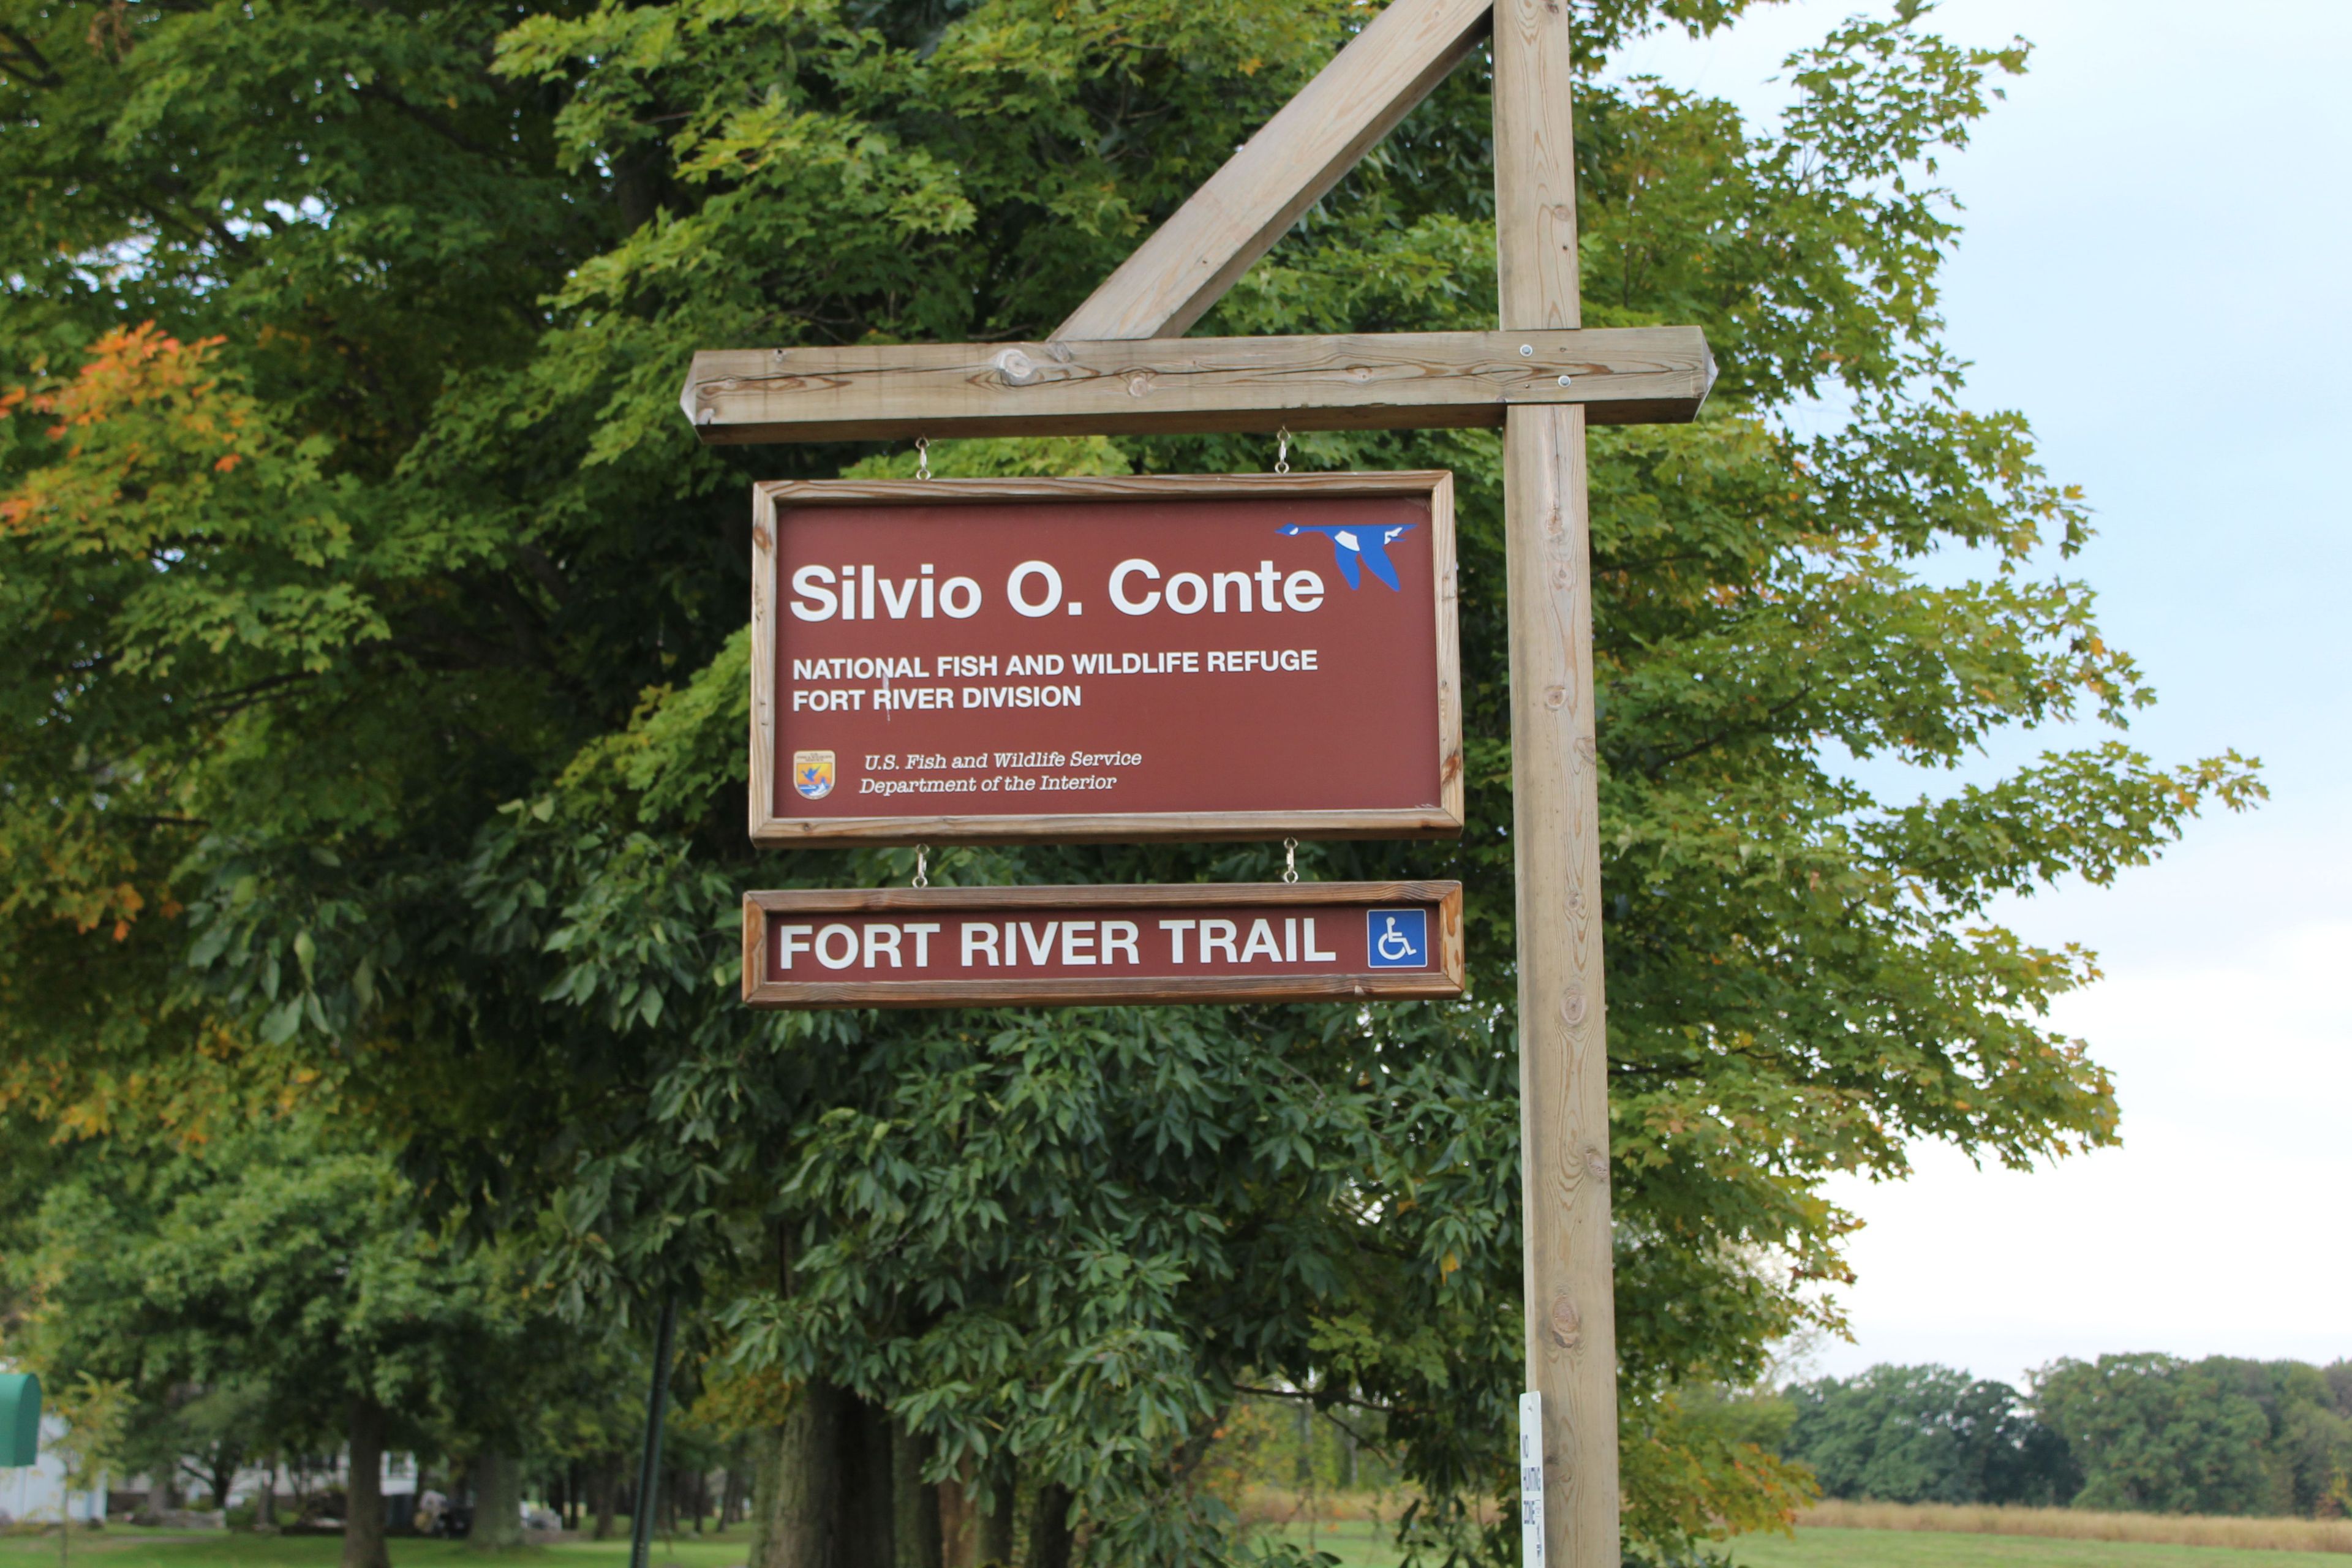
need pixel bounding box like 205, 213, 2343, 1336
257, 1463, 277, 1529
835, 1391, 895, 1568
1022, 1485, 1073, 1568
720, 1453, 747, 1530
203, 1446, 243, 1512
745, 1382, 839, 1568
593, 1455, 618, 1542
889, 1420, 941, 1568
976, 1464, 1016, 1568
342, 1400, 392, 1568
470, 1454, 525, 1551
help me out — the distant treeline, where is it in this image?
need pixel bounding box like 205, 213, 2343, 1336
1781, 1357, 2352, 1518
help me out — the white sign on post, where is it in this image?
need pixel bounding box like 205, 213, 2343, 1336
1519, 1390, 1545, 1567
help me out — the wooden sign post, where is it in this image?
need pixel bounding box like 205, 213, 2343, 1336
1492, 1, 1619, 1557
693, 0, 1703, 1556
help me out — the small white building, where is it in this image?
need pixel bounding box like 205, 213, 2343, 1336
0, 1412, 109, 1527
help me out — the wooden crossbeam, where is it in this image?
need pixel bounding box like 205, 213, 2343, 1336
1054, 0, 1496, 341
682, 326, 1711, 443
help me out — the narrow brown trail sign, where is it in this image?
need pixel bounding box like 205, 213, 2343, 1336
742, 882, 1464, 1008
695, 0, 1698, 1555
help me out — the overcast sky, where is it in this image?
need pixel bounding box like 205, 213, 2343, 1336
1609, 0, 2352, 1387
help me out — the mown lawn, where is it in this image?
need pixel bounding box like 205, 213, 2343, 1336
1257, 1519, 1409, 1565
1258, 1521, 2352, 1567
1727, 1528, 2350, 1568
0, 1527, 751, 1568
12, 1522, 2349, 1568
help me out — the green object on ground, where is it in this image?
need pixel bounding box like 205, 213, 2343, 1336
0, 1373, 39, 1467
1729, 1525, 2351, 1568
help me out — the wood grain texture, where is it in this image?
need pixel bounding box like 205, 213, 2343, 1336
1053, 0, 1494, 341
1496, 0, 1622, 1560
741, 882, 1466, 1008
1429, 473, 1466, 829
748, 487, 780, 845
681, 328, 1713, 443
1493, 0, 1580, 332
745, 473, 1464, 846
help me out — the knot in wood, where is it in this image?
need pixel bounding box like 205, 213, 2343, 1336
1584, 1147, 1608, 1183
1544, 685, 1568, 712
1548, 1293, 1581, 1351
1558, 986, 1587, 1027
1126, 372, 1155, 398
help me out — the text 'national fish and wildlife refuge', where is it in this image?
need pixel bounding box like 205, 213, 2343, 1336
747, 475, 1463, 843
741, 883, 1466, 1008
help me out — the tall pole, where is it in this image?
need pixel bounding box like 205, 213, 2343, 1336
629, 1296, 680, 1568
1493, 0, 1621, 1562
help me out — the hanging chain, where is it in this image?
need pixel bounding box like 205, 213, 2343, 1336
912, 843, 930, 888
914, 436, 932, 480
1282, 837, 1299, 884
1273, 426, 1291, 476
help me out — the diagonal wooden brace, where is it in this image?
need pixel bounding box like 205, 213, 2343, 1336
1055, 0, 1498, 341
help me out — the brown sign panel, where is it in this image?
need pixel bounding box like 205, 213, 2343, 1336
748, 473, 1461, 845
742, 882, 1464, 1008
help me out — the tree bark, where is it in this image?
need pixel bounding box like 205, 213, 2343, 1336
889, 1420, 941, 1568
745, 1382, 839, 1568
470, 1454, 526, 1550
720, 1451, 747, 1529
835, 1391, 895, 1568
198, 1446, 243, 1512
976, 1464, 1016, 1568
1022, 1485, 1073, 1568
594, 1455, 618, 1542
342, 1400, 392, 1568
257, 1462, 277, 1529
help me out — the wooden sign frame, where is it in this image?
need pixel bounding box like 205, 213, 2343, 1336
742, 881, 1465, 1008
697, 0, 1679, 1546
748, 470, 1463, 847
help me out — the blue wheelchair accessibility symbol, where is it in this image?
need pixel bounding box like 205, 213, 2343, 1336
1366, 908, 1428, 969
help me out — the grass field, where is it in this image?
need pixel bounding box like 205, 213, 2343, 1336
1257, 1519, 1410, 1564
1728, 1529, 2352, 1568
0, 1527, 752, 1568
10, 1518, 2347, 1568
1251, 1518, 2352, 1567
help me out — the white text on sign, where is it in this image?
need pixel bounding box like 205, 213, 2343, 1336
775, 917, 1346, 972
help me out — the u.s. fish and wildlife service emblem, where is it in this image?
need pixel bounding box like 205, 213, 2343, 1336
793, 750, 835, 801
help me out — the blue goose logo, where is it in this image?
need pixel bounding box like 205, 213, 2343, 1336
1278, 522, 1414, 590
